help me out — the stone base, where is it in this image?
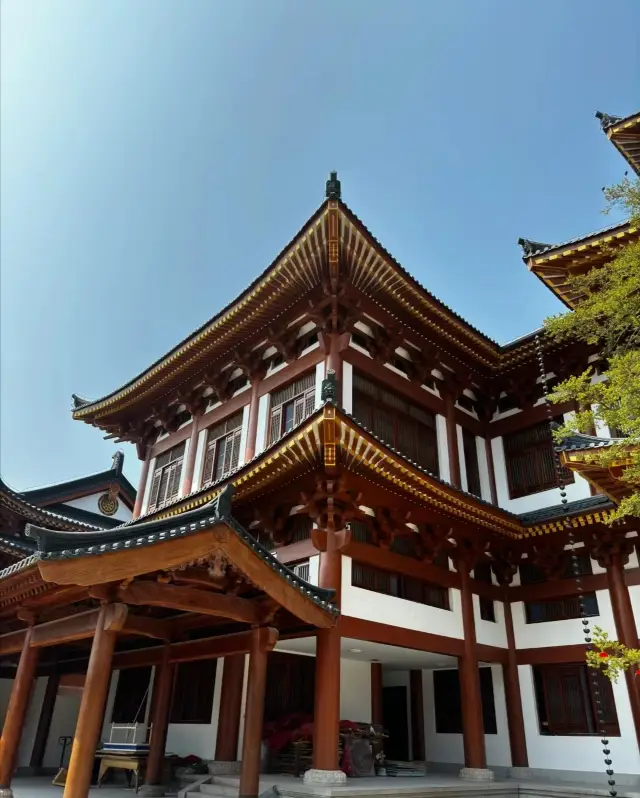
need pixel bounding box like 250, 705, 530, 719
208, 760, 242, 775
139, 785, 166, 797
459, 767, 495, 781
0, 789, 14, 798
303, 769, 347, 785
509, 766, 533, 780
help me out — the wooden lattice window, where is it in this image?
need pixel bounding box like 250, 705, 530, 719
111, 666, 152, 723
533, 663, 619, 736
525, 593, 599, 623
351, 562, 449, 610
170, 660, 217, 724
503, 418, 574, 498
268, 372, 316, 445
201, 412, 243, 487
147, 443, 186, 512
352, 374, 439, 475
463, 428, 482, 497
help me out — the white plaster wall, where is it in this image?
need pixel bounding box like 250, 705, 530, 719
43, 686, 82, 769
102, 670, 120, 738
519, 664, 640, 775
307, 555, 320, 586
194, 429, 208, 492
238, 405, 250, 468
423, 668, 463, 764
178, 439, 190, 498
341, 557, 464, 638
473, 595, 508, 648
340, 660, 371, 723
165, 658, 223, 759
422, 666, 511, 768
436, 415, 450, 483
512, 589, 616, 649
491, 434, 591, 514
315, 362, 324, 409
630, 584, 640, 636
141, 457, 157, 515
476, 436, 492, 502
457, 425, 468, 492
486, 664, 512, 767
255, 395, 270, 457
64, 493, 132, 523
16, 676, 47, 767
343, 361, 353, 414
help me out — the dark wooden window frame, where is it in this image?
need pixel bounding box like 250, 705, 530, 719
520, 552, 598, 623
147, 443, 186, 512
462, 427, 482, 497
267, 372, 316, 445
433, 667, 497, 734
503, 417, 574, 499
352, 562, 450, 610
533, 663, 620, 737
201, 411, 244, 487
170, 659, 217, 724
352, 373, 439, 475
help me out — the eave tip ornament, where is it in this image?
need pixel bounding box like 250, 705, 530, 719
595, 111, 621, 131
517, 237, 551, 257
325, 171, 341, 200
321, 370, 339, 405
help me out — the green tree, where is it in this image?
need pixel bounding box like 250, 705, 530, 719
544, 175, 640, 523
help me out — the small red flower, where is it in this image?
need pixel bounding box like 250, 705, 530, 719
635, 669, 640, 677
599, 652, 609, 659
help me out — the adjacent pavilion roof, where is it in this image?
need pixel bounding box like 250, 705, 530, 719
0, 485, 337, 633
19, 450, 136, 512
596, 110, 640, 175
518, 108, 640, 308
518, 220, 638, 308
557, 432, 637, 504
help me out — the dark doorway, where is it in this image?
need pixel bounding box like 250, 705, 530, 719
264, 652, 315, 723
382, 685, 409, 760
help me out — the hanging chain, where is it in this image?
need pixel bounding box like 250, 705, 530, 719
535, 334, 617, 797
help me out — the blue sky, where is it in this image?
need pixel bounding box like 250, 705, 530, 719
1, 0, 638, 492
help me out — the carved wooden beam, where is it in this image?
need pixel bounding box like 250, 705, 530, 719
121, 614, 172, 641
118, 581, 263, 625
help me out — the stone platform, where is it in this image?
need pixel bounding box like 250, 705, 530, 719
9, 774, 640, 798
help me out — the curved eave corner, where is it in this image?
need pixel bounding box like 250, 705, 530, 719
25, 485, 338, 628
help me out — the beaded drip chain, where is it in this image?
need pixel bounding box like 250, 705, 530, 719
534, 334, 617, 797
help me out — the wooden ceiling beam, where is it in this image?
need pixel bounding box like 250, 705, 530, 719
117, 581, 263, 626
121, 614, 172, 641
113, 626, 278, 670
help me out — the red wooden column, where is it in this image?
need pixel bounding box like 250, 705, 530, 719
370, 662, 383, 726
307, 518, 345, 783
457, 556, 490, 778
606, 552, 640, 751
501, 586, 528, 768
181, 415, 202, 496
133, 449, 151, 519
244, 377, 261, 463
239, 629, 273, 798
215, 654, 246, 763
142, 648, 175, 796
63, 605, 118, 798
443, 391, 461, 488
0, 627, 39, 796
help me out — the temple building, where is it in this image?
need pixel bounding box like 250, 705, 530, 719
1, 110, 639, 798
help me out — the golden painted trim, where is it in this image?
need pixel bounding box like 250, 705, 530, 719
73, 211, 330, 419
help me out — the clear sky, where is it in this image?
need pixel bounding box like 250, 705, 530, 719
1, 1, 638, 492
